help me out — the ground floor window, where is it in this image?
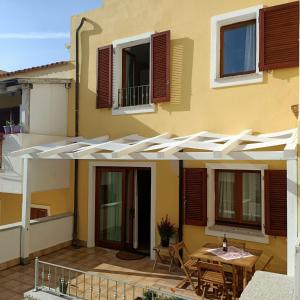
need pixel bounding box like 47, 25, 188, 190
215, 169, 261, 229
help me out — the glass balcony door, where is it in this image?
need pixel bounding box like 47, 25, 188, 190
95, 168, 126, 249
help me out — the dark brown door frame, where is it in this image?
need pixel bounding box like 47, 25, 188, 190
95, 167, 127, 250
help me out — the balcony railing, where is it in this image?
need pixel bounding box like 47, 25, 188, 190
118, 85, 150, 108
29, 258, 192, 300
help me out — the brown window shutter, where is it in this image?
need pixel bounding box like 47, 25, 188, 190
264, 170, 287, 236
183, 168, 207, 226
259, 1, 299, 71
96, 45, 113, 108
151, 30, 170, 103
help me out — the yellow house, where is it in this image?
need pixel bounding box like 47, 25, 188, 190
10, 0, 299, 281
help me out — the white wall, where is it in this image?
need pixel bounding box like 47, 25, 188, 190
29, 84, 68, 136
0, 223, 21, 264
0, 134, 70, 194
29, 214, 73, 253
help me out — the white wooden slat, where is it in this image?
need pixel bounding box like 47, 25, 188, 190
234, 138, 293, 151
213, 129, 252, 158
259, 128, 297, 138
111, 133, 170, 158
284, 132, 298, 158
23, 150, 285, 161
158, 131, 208, 158
38, 136, 109, 158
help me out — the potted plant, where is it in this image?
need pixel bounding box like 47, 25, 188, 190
157, 215, 176, 247
12, 123, 22, 133
3, 121, 12, 134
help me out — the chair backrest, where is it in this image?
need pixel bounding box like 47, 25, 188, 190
197, 261, 226, 284
256, 254, 274, 271
229, 241, 246, 250
170, 241, 191, 267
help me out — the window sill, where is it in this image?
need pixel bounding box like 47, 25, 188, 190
211, 72, 263, 89
205, 224, 269, 244
112, 104, 155, 115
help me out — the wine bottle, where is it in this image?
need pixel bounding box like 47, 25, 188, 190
222, 234, 228, 252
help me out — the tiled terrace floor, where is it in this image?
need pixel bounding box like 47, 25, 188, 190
0, 246, 199, 300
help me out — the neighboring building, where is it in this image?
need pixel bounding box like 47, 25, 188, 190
4, 0, 300, 284
0, 62, 73, 226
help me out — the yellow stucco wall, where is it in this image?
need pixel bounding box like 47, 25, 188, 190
67, 0, 299, 275
0, 188, 73, 225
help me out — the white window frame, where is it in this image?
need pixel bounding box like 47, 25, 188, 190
205, 163, 269, 244
210, 5, 263, 89
112, 32, 156, 115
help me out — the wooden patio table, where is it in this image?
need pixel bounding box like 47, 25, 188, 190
190, 243, 263, 298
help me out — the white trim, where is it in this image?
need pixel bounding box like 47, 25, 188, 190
205, 163, 269, 244
112, 32, 154, 114
112, 104, 155, 115
210, 5, 263, 88
87, 161, 156, 260
30, 204, 51, 217
287, 159, 298, 276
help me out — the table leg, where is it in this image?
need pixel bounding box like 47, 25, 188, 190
243, 267, 247, 289
232, 266, 237, 300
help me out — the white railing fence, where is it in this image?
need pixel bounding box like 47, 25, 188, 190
31, 258, 191, 300
118, 85, 150, 107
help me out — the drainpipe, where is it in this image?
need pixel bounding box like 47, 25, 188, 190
73, 17, 87, 248
178, 158, 183, 257
178, 160, 183, 242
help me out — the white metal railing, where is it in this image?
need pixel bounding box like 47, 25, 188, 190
32, 258, 192, 300
295, 236, 300, 299
118, 85, 150, 107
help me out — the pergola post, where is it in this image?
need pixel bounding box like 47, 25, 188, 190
287, 158, 298, 276
20, 158, 32, 265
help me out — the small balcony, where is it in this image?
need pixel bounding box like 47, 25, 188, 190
118, 85, 150, 108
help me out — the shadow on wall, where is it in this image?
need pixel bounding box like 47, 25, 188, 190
263, 67, 298, 84
165, 37, 194, 113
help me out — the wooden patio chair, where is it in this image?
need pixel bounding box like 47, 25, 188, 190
256, 254, 274, 271
197, 261, 232, 300
246, 253, 274, 283
169, 241, 198, 292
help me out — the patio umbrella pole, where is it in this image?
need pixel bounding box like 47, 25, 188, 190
72, 17, 87, 249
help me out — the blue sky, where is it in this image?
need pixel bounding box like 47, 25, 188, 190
0, 0, 101, 72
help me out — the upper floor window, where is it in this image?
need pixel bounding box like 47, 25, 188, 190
220, 20, 256, 77
211, 6, 262, 88
96, 31, 170, 115
118, 43, 150, 108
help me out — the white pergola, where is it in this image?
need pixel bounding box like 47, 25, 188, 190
11, 128, 298, 160
11, 128, 298, 275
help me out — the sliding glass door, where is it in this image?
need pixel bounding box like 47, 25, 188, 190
95, 168, 126, 249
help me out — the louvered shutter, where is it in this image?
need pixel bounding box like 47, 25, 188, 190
259, 1, 299, 71
264, 170, 287, 236
151, 30, 170, 103
96, 45, 113, 108
183, 168, 207, 226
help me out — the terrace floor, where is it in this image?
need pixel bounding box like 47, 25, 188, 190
0, 246, 199, 300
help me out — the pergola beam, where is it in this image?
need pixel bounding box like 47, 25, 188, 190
111, 133, 171, 158
214, 129, 252, 158
158, 131, 208, 158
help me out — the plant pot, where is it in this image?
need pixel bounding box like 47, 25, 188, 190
59, 278, 68, 295
161, 237, 170, 247
3, 126, 11, 134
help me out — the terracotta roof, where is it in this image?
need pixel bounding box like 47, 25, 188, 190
0, 61, 69, 78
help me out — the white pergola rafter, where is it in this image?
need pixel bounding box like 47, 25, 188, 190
10, 128, 298, 161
